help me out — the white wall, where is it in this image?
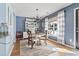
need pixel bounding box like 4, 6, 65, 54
6, 4, 16, 56
0, 3, 16, 56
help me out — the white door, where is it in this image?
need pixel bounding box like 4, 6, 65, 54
76, 9, 79, 48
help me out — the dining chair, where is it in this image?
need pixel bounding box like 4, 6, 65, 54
38, 30, 48, 45
27, 30, 35, 49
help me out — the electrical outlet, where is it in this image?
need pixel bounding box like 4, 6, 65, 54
70, 39, 72, 42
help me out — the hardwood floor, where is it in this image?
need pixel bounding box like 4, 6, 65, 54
47, 40, 74, 56
48, 39, 73, 50
11, 40, 20, 56
11, 39, 74, 56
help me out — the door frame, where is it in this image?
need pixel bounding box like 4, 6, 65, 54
74, 7, 79, 48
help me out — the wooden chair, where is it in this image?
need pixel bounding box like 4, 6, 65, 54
39, 34, 47, 45
16, 32, 23, 41
27, 30, 35, 49
39, 30, 48, 45
23, 32, 28, 40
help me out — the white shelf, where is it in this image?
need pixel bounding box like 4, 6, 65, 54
25, 18, 36, 32
57, 10, 65, 44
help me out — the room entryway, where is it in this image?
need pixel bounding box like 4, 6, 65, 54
75, 8, 79, 49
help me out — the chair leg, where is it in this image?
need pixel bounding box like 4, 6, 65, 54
28, 41, 30, 46
44, 39, 47, 45
31, 41, 35, 49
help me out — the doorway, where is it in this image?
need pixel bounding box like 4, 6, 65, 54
75, 9, 79, 49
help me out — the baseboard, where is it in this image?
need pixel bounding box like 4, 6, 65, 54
48, 39, 74, 49
9, 42, 14, 56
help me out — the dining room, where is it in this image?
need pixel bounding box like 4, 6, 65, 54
9, 3, 79, 56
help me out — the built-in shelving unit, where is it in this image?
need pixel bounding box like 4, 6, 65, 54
57, 10, 65, 44
47, 10, 75, 48
25, 18, 36, 33
48, 15, 58, 31
46, 10, 68, 47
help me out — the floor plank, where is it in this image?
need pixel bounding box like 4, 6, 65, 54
11, 40, 20, 56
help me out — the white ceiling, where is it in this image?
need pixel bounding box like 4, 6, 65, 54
10, 3, 72, 18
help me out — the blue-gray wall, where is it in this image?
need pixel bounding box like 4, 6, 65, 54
0, 3, 6, 56
44, 3, 79, 47
0, 3, 6, 23
64, 3, 79, 47
16, 16, 26, 32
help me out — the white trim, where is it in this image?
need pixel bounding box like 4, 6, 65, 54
48, 39, 74, 48
9, 42, 14, 56
8, 39, 16, 56
74, 7, 79, 48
